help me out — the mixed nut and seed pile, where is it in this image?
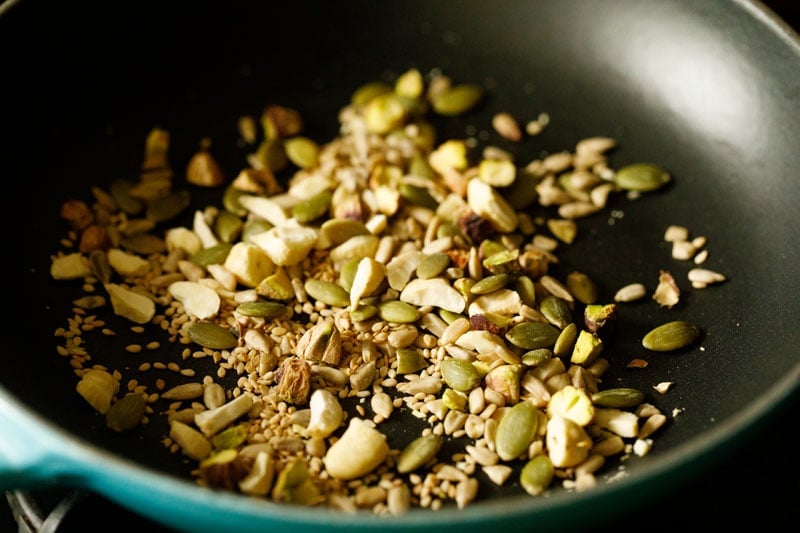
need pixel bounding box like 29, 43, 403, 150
50, 68, 727, 514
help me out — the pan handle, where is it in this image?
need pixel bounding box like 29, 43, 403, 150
0, 388, 86, 491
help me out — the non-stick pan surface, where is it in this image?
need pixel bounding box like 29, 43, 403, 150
2, 0, 799, 531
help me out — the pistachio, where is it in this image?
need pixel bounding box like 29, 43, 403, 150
323, 418, 390, 480
296, 320, 342, 365
642, 321, 701, 352
570, 330, 603, 366
76, 369, 119, 415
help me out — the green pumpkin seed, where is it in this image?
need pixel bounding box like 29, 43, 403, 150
292, 189, 332, 223
521, 348, 553, 367
514, 275, 537, 307
504, 170, 539, 210
235, 301, 289, 319
351, 81, 393, 107
436, 221, 462, 240
320, 218, 370, 246
614, 163, 671, 192
416, 253, 451, 280
191, 243, 234, 268
120, 233, 167, 255
566, 271, 598, 305
495, 400, 539, 461
304, 279, 350, 308
349, 304, 378, 322
642, 321, 700, 351
439, 309, 465, 325
105, 393, 146, 432
505, 321, 560, 350
399, 183, 438, 210
440, 359, 480, 392
396, 433, 442, 474
539, 295, 572, 329
591, 387, 645, 408
396, 348, 427, 374
284, 136, 320, 169
110, 179, 143, 215
252, 137, 288, 173
214, 210, 244, 243
520, 455, 554, 496
431, 84, 483, 116
146, 190, 191, 223
188, 322, 238, 350
470, 273, 510, 295
552, 322, 578, 358
222, 185, 249, 216
378, 300, 421, 324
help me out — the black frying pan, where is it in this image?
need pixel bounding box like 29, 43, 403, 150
2, 0, 799, 531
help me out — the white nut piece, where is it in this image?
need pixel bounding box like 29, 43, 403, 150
323, 418, 390, 480
400, 277, 466, 314
547, 385, 595, 426
466, 178, 519, 233
545, 414, 593, 468
165, 226, 203, 256
194, 393, 254, 438
306, 389, 344, 438
251, 225, 318, 267
105, 283, 156, 324
238, 450, 275, 497
50, 252, 92, 280
593, 407, 639, 438
107, 248, 150, 276
168, 280, 221, 320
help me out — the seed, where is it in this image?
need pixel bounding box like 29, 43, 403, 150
591, 387, 645, 408
431, 84, 483, 116
491, 112, 522, 142
377, 300, 421, 324
470, 273, 510, 295
494, 400, 539, 461
304, 279, 350, 308
642, 321, 701, 352
566, 271, 598, 305
520, 455, 554, 496
614, 283, 647, 303
538, 295, 572, 329
614, 163, 671, 192
291, 189, 332, 223
187, 322, 238, 350
521, 348, 553, 367
105, 393, 146, 432
552, 323, 578, 358
440, 359, 481, 392
416, 253, 451, 280
284, 136, 320, 170
396, 433, 443, 474
505, 321, 560, 350
191, 243, 234, 268
546, 218, 577, 244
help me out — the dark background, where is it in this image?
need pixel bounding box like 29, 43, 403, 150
2, 0, 799, 531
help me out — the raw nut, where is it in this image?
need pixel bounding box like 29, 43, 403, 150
238, 451, 275, 497
545, 415, 592, 468
323, 418, 390, 480
570, 330, 603, 366
187, 151, 225, 187
478, 159, 517, 187
238, 195, 289, 227
165, 227, 203, 256
466, 178, 519, 233
223, 241, 276, 287
642, 321, 700, 352
614, 283, 647, 303
491, 112, 522, 142
170, 420, 212, 461
400, 278, 466, 314
296, 320, 342, 365
494, 400, 539, 461
251, 225, 318, 267
76, 369, 119, 414
593, 408, 639, 438
168, 280, 221, 319
105, 283, 156, 324
349, 257, 386, 309
51, 253, 92, 280
194, 393, 254, 438
306, 389, 344, 438
107, 248, 150, 276
548, 385, 594, 426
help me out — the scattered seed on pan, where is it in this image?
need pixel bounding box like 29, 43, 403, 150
47, 67, 724, 515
